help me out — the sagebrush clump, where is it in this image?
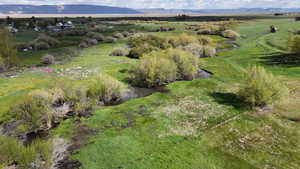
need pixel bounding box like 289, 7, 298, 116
164, 48, 199, 80
0, 136, 52, 169
128, 35, 170, 58
221, 30, 240, 40
238, 65, 289, 107
110, 47, 129, 56
130, 52, 177, 87
169, 33, 199, 47
41, 54, 55, 65
35, 34, 60, 47
130, 49, 199, 87
87, 74, 123, 105
86, 32, 105, 41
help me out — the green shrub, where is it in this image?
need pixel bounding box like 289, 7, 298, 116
202, 45, 217, 57
288, 34, 300, 55
198, 36, 214, 46
81, 38, 98, 47
0, 29, 19, 68
86, 32, 105, 41
0, 136, 52, 169
182, 43, 203, 58
12, 88, 65, 133
35, 34, 60, 47
41, 54, 55, 65
34, 42, 50, 50
122, 31, 130, 38
197, 24, 221, 35
129, 34, 170, 49
113, 32, 124, 39
128, 44, 158, 59
128, 35, 170, 58
238, 65, 289, 107
197, 29, 212, 35
110, 47, 129, 56
169, 33, 199, 47
104, 36, 117, 43
52, 28, 88, 37
87, 74, 123, 105
79, 41, 89, 48
13, 92, 52, 132
221, 30, 240, 40
164, 48, 199, 80
130, 50, 177, 87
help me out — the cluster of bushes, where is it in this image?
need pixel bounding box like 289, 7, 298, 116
79, 38, 98, 48
11, 88, 65, 134
238, 65, 289, 107
86, 32, 105, 41
221, 30, 240, 40
33, 34, 60, 50
110, 47, 129, 56
41, 54, 55, 65
0, 136, 52, 169
51, 28, 88, 37
129, 48, 199, 87
79, 32, 124, 49
9, 74, 124, 136
170, 34, 217, 58
127, 35, 171, 58
127, 33, 217, 59
87, 74, 124, 105
16, 34, 60, 52
151, 26, 176, 32
195, 22, 240, 40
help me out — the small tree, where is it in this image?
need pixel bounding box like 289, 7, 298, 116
0, 29, 18, 69
238, 65, 289, 107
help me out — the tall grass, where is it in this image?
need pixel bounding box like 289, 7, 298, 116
0, 136, 52, 169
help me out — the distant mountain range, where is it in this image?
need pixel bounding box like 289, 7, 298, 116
0, 5, 300, 14
0, 5, 141, 14
138, 8, 300, 14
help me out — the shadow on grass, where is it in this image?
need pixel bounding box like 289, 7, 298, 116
209, 92, 250, 111
261, 53, 300, 67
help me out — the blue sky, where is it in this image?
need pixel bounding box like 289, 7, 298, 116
0, 0, 299, 9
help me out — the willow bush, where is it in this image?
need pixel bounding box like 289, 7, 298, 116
130, 49, 199, 87
238, 65, 289, 107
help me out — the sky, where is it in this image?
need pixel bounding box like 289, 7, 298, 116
0, 0, 299, 9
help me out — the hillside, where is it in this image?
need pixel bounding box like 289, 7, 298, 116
138, 8, 300, 14
0, 4, 141, 14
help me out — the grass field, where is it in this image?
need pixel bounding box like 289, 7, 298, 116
54, 19, 300, 169
1, 18, 300, 168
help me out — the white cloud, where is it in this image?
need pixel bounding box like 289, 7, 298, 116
0, 0, 299, 9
